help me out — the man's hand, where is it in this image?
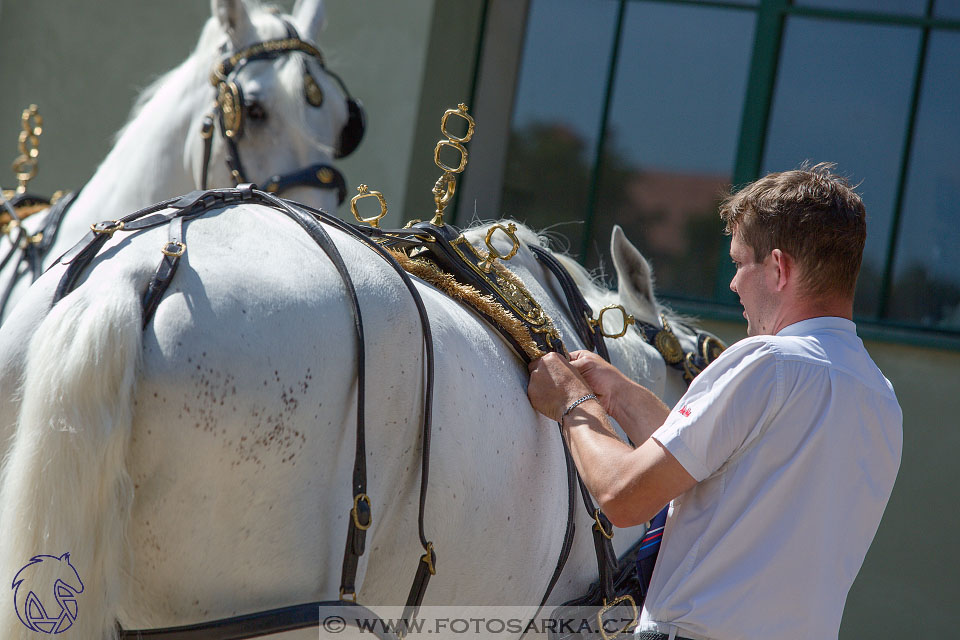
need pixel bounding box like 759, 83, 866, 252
567, 350, 634, 419
527, 352, 594, 422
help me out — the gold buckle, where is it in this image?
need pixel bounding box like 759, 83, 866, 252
587, 304, 636, 339
420, 541, 436, 575
338, 587, 357, 603
593, 509, 614, 540
351, 493, 372, 531
598, 594, 637, 640
162, 241, 186, 258
90, 220, 125, 237
350, 184, 388, 229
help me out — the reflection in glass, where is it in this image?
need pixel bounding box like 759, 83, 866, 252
935, 0, 960, 20
889, 32, 960, 329
794, 0, 927, 17
588, 2, 755, 300
761, 18, 919, 318
501, 0, 619, 250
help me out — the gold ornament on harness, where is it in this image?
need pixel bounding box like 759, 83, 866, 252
350, 184, 388, 229
303, 70, 325, 107
430, 104, 475, 226
598, 593, 638, 640
11, 104, 42, 195
587, 304, 636, 339
478, 223, 520, 273
217, 81, 244, 139
653, 314, 685, 364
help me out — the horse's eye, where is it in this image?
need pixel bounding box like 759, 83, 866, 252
247, 101, 267, 122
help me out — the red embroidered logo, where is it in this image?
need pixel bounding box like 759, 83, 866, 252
678, 406, 692, 417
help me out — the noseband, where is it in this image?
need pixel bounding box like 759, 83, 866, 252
199, 22, 365, 204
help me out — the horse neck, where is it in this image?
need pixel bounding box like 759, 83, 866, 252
51, 56, 212, 254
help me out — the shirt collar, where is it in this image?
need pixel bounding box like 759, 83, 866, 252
776, 316, 856, 337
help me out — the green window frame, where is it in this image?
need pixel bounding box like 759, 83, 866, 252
496, 0, 960, 349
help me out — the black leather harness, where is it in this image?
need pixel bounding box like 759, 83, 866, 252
0, 189, 78, 318
54, 186, 436, 640
50, 185, 724, 639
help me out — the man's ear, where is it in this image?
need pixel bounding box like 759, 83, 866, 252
770, 249, 793, 292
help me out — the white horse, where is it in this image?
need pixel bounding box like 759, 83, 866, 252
0, 195, 697, 638
0, 0, 359, 322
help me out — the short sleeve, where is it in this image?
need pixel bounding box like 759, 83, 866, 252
651, 339, 782, 481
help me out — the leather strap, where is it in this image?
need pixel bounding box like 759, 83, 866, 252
117, 601, 397, 640
142, 215, 184, 328
262, 162, 347, 205
530, 245, 610, 362
289, 200, 439, 627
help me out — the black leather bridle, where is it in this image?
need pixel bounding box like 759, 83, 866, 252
198, 20, 365, 205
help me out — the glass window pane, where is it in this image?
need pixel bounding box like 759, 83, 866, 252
793, 0, 927, 17
761, 17, 920, 318
888, 32, 960, 330
501, 0, 620, 246
935, 0, 960, 19
588, 3, 756, 299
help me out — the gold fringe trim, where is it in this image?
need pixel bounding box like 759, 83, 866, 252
388, 248, 546, 361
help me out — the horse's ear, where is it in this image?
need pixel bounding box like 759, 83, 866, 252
212, 0, 257, 48
293, 0, 327, 41
611, 225, 658, 316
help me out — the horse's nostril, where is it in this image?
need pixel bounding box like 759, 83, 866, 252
247, 102, 267, 122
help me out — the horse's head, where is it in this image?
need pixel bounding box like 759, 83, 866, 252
188, 0, 363, 211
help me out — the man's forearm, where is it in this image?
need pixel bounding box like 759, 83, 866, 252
609, 381, 671, 445
561, 399, 691, 527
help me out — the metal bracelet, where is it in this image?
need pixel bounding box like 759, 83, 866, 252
561, 393, 598, 419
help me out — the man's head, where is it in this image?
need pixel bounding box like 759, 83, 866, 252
720, 162, 866, 334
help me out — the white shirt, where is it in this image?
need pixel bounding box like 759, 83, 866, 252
637, 317, 902, 640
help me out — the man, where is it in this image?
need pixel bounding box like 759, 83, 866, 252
527, 163, 902, 640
